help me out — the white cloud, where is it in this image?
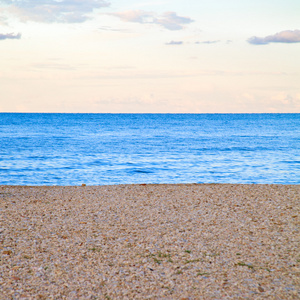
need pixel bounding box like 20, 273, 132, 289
0, 32, 21, 40
248, 29, 300, 45
195, 40, 220, 44
109, 10, 193, 31
155, 11, 193, 30
165, 40, 183, 45
1, 0, 110, 23
110, 10, 153, 23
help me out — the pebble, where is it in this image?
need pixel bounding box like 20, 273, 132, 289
0, 184, 299, 299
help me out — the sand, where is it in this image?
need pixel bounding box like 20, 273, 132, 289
0, 184, 299, 299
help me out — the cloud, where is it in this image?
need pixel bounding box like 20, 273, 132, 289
110, 10, 153, 23
155, 12, 193, 30
109, 10, 193, 31
0, 32, 21, 40
248, 30, 300, 45
195, 40, 220, 44
1, 0, 110, 23
165, 40, 183, 45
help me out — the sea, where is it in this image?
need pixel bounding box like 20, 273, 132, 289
0, 113, 299, 186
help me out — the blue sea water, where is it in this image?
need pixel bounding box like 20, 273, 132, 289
0, 113, 299, 185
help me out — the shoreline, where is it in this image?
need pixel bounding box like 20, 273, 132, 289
1, 184, 299, 299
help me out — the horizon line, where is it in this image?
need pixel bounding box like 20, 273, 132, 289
0, 112, 299, 115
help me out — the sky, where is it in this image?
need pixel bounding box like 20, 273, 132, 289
0, 0, 300, 113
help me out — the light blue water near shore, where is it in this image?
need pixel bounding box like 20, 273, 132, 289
0, 113, 299, 185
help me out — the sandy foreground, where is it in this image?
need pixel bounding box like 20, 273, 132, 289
0, 184, 299, 299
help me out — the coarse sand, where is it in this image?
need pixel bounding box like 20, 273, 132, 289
0, 184, 299, 299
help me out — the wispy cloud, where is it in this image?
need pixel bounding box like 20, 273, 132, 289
248, 29, 300, 45
110, 10, 153, 24
1, 0, 110, 23
195, 40, 220, 44
165, 40, 183, 45
0, 32, 21, 40
155, 12, 194, 30
109, 10, 193, 31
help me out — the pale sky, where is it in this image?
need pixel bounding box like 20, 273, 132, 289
0, 0, 300, 113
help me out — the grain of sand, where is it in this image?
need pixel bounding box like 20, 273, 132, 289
0, 184, 299, 299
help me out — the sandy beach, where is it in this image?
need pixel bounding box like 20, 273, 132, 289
0, 184, 299, 299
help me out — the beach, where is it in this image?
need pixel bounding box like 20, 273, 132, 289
0, 184, 299, 299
